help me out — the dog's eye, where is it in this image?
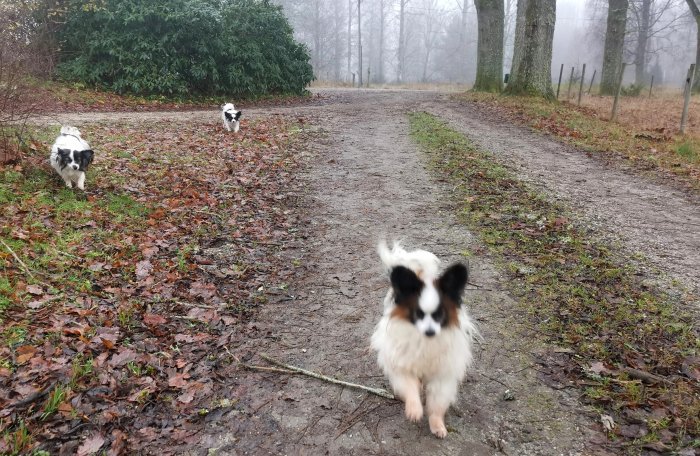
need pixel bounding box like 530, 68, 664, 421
415, 309, 425, 319
432, 308, 444, 320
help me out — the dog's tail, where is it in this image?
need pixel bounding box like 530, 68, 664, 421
377, 240, 440, 279
60, 126, 81, 137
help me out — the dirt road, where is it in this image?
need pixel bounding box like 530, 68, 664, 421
40, 89, 700, 455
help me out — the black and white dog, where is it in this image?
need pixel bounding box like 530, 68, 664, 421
221, 103, 242, 133
50, 126, 94, 191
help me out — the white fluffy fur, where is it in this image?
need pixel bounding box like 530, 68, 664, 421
221, 103, 241, 133
371, 241, 479, 438
49, 126, 93, 190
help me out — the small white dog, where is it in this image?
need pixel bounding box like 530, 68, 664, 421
50, 126, 94, 190
371, 241, 479, 438
221, 103, 242, 132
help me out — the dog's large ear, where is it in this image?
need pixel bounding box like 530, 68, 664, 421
437, 263, 468, 305
390, 266, 423, 304
57, 147, 71, 158
234, 111, 242, 121
80, 149, 94, 169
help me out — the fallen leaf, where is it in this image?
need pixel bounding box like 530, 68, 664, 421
77, 432, 105, 456
143, 313, 167, 326
135, 260, 153, 279
26, 285, 43, 295
177, 390, 195, 404
601, 414, 615, 431
107, 430, 128, 456
681, 356, 700, 381
101, 338, 115, 350
589, 361, 614, 375
168, 372, 190, 388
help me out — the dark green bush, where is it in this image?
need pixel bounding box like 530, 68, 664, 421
55, 0, 313, 97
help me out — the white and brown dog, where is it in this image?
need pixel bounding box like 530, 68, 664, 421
50, 126, 94, 190
371, 241, 479, 438
221, 103, 242, 132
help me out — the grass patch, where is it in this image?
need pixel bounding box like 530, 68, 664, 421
409, 111, 699, 452
456, 92, 700, 190
676, 141, 699, 163
40, 384, 67, 421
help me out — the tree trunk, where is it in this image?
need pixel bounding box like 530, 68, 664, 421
357, 0, 362, 86
686, 0, 700, 91
313, 0, 321, 77
347, 0, 352, 81
510, 0, 528, 79
634, 0, 651, 85
334, 0, 342, 80
378, 0, 385, 82
504, 0, 555, 98
398, 0, 407, 83
474, 0, 504, 92
460, 0, 468, 79
601, 0, 629, 95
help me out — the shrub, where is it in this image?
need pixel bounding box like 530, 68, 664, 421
55, 0, 313, 97
620, 83, 643, 97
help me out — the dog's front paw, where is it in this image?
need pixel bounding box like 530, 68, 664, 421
404, 399, 423, 422
429, 415, 448, 438
64, 181, 73, 188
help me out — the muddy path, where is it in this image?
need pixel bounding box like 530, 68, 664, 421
424, 97, 700, 298
34, 88, 700, 454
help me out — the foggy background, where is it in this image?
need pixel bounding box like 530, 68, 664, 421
273, 0, 696, 88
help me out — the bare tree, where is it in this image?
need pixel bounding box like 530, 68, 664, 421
601, 0, 629, 94
474, 0, 504, 92
510, 0, 528, 80
378, 0, 387, 82
398, 0, 409, 82
348, 0, 353, 80
358, 0, 363, 85
505, 0, 556, 98
685, 0, 700, 89
504, 0, 518, 70
419, 0, 446, 82
633, 0, 652, 83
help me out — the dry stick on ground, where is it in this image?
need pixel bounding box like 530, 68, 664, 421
258, 353, 396, 400
7, 380, 58, 409
0, 239, 52, 289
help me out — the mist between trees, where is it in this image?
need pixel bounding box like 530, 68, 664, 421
279, 0, 700, 91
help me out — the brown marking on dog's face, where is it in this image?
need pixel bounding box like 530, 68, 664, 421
387, 263, 468, 335
437, 290, 461, 328
390, 304, 412, 322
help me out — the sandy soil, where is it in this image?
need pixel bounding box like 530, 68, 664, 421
32, 88, 700, 454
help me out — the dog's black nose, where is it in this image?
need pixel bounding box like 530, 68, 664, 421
425, 329, 436, 337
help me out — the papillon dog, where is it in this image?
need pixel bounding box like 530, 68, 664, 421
221, 103, 242, 133
49, 126, 94, 191
371, 241, 479, 438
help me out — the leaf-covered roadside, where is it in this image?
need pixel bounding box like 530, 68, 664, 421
0, 116, 310, 454
410, 112, 699, 454
19, 80, 316, 114
454, 92, 700, 193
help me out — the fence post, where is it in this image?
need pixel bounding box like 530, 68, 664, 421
556, 63, 564, 99
611, 62, 627, 121
578, 63, 587, 105
587, 69, 597, 95
567, 66, 575, 99
648, 75, 654, 98
367, 67, 370, 88
680, 63, 696, 134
